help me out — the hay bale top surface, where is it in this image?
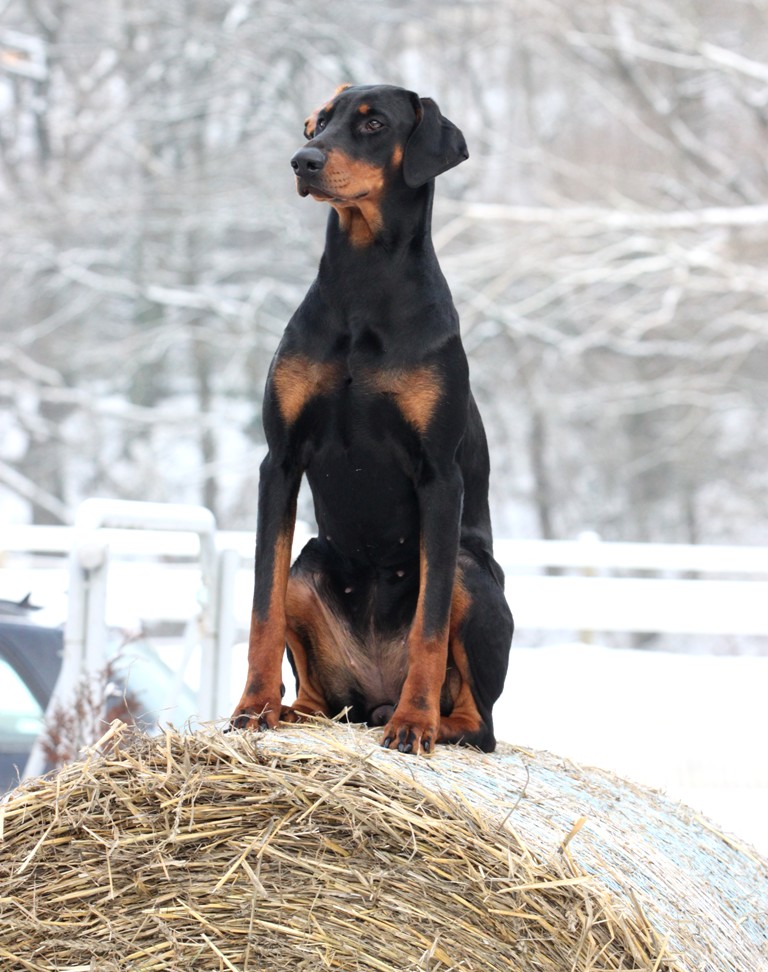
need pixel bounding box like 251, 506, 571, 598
1, 720, 766, 972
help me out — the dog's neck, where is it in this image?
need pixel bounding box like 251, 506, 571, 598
322, 181, 436, 262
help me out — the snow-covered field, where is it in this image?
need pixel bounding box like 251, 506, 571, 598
493, 643, 768, 857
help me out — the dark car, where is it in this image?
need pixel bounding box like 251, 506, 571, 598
1, 593, 202, 793
0, 596, 63, 792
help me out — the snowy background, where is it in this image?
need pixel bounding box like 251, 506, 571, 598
2, 1, 768, 544
493, 644, 768, 857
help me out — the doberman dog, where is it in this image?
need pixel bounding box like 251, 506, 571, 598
232, 84, 513, 754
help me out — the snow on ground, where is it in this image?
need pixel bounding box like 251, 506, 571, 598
493, 643, 768, 856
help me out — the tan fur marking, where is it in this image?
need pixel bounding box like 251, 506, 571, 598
336, 205, 383, 247
405, 544, 448, 695
304, 84, 352, 138
391, 144, 404, 168
449, 574, 472, 631
234, 526, 295, 721
272, 356, 341, 425
368, 365, 442, 434
439, 571, 484, 740
285, 575, 409, 715
284, 578, 334, 716
247, 528, 292, 663
380, 541, 449, 748
322, 84, 352, 117
303, 149, 387, 246
322, 151, 385, 197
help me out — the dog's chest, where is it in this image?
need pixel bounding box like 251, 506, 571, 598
271, 350, 442, 439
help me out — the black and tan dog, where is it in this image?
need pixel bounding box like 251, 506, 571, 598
232, 84, 513, 754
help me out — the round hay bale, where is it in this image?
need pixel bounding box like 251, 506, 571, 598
1, 720, 766, 971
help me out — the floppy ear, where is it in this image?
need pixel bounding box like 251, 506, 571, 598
402, 95, 469, 188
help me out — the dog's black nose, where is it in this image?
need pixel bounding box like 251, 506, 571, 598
291, 146, 327, 179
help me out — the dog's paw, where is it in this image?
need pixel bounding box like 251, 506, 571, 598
278, 703, 319, 724
381, 709, 438, 755
229, 698, 281, 732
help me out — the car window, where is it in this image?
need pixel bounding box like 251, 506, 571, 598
0, 658, 44, 734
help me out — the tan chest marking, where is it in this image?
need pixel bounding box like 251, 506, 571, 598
272, 356, 341, 426
368, 366, 442, 434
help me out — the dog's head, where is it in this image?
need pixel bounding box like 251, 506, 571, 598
291, 84, 468, 244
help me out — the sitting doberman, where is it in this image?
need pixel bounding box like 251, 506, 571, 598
232, 83, 513, 754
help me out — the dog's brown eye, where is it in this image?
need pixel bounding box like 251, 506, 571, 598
363, 118, 384, 133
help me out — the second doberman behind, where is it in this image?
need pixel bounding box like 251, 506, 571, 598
232, 84, 513, 754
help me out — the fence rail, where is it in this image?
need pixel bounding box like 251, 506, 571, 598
3, 522, 768, 637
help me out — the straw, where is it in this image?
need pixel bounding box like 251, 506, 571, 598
1, 719, 766, 971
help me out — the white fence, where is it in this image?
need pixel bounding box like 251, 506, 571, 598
3, 513, 768, 646
495, 535, 768, 637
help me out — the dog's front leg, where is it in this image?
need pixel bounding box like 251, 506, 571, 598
382, 466, 463, 754
231, 453, 301, 730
